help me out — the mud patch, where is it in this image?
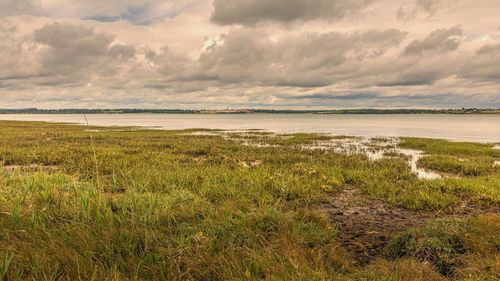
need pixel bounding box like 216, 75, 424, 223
319, 186, 497, 265
2, 164, 59, 173
319, 186, 433, 264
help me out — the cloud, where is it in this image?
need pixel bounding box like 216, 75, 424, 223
476, 42, 500, 56
397, 0, 454, 21
1, 0, 500, 109
28, 22, 142, 87
34, 23, 114, 74
148, 46, 193, 77
415, 0, 452, 15
376, 69, 442, 87
403, 25, 462, 56
197, 28, 406, 87
82, 2, 177, 25
40, 0, 200, 25
0, 0, 39, 16
459, 42, 500, 81
210, 0, 373, 25
0, 20, 40, 80
293, 92, 379, 100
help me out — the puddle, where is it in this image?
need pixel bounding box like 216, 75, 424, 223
303, 137, 441, 180
305, 137, 397, 160
397, 148, 441, 180
183, 131, 442, 180
183, 131, 224, 136
85, 129, 140, 132
184, 131, 280, 147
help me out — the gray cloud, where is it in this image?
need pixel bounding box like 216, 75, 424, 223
415, 0, 451, 15
210, 0, 373, 25
150, 47, 192, 77
197, 29, 406, 87
33, 23, 137, 82
0, 0, 39, 16
0, 20, 39, 80
1, 0, 500, 110
476, 42, 500, 56
293, 92, 379, 100
459, 42, 500, 81
397, 0, 454, 21
376, 70, 442, 87
403, 25, 462, 56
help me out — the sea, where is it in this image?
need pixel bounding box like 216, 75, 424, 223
0, 114, 499, 143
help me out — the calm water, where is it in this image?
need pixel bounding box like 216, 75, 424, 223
1, 114, 499, 143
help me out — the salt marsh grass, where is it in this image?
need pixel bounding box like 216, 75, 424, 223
0, 120, 498, 280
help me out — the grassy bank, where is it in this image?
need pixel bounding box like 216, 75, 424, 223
0, 120, 498, 280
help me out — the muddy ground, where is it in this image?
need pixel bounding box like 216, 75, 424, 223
319, 186, 499, 265
2, 164, 59, 173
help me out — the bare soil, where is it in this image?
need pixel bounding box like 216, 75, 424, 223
2, 164, 59, 172
319, 186, 499, 265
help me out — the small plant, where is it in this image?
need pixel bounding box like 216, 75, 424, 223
0, 252, 14, 281
83, 114, 100, 189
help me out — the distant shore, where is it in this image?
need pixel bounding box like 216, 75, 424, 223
1, 108, 499, 115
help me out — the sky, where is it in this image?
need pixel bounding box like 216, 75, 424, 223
0, 0, 499, 109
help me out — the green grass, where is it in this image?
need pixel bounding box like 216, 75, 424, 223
400, 138, 500, 158
386, 215, 500, 279
418, 155, 499, 177
0, 120, 498, 280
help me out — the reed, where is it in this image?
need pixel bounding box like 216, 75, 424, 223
83, 114, 101, 189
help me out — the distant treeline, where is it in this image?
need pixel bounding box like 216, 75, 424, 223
0, 108, 197, 114
0, 108, 499, 114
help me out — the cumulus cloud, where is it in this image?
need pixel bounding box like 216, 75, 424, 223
25, 22, 143, 88
0, 20, 39, 80
34, 23, 112, 76
458, 42, 500, 81
210, 0, 374, 25
403, 26, 462, 56
197, 29, 406, 87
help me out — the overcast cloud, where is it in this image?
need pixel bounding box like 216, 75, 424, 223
210, 0, 374, 25
0, 0, 499, 109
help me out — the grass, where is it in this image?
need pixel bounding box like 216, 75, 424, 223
418, 155, 498, 177
399, 138, 500, 158
0, 120, 498, 280
386, 215, 500, 279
